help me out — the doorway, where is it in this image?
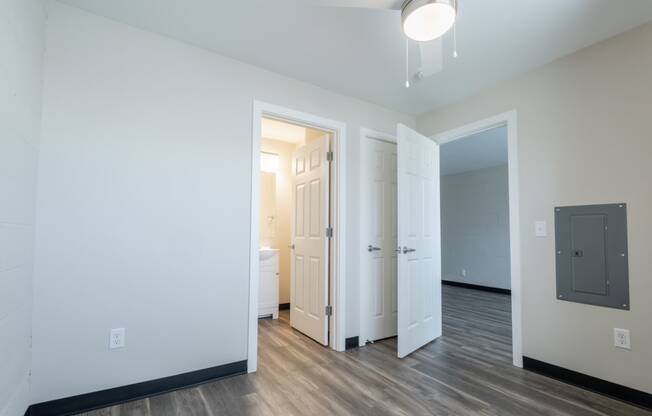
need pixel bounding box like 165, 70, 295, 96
258, 118, 331, 330
439, 124, 513, 363
249, 101, 348, 373
359, 112, 521, 366
433, 111, 522, 367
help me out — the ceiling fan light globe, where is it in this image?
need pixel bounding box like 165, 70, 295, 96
402, 0, 456, 42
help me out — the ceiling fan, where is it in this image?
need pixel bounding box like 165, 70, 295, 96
309, 0, 459, 87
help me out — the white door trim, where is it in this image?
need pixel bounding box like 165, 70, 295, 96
358, 128, 396, 347
431, 110, 523, 368
249, 100, 347, 373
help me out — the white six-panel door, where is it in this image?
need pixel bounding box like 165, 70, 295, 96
396, 124, 442, 358
362, 137, 398, 342
290, 135, 330, 346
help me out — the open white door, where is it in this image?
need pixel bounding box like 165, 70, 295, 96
361, 137, 398, 342
396, 124, 441, 358
290, 135, 330, 346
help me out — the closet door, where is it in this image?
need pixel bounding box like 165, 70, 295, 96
361, 137, 398, 343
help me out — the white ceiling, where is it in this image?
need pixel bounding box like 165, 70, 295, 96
261, 117, 327, 144
440, 125, 507, 176
261, 118, 307, 144
58, 0, 652, 115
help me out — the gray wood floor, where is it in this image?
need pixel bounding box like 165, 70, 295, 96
80, 285, 649, 415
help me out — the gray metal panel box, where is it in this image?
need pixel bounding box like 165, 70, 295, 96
555, 203, 629, 310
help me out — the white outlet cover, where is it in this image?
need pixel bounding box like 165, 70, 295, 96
110, 328, 126, 349
614, 328, 631, 350
535, 221, 547, 237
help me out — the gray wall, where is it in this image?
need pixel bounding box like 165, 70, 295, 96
31, 2, 413, 403
0, 1, 45, 415
441, 165, 510, 290
418, 22, 652, 394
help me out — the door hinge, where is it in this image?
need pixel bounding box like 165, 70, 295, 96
325, 305, 333, 316
326, 151, 334, 162
326, 227, 333, 238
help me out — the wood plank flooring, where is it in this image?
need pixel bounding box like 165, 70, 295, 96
80, 285, 649, 415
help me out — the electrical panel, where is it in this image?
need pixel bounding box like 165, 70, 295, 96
555, 203, 629, 310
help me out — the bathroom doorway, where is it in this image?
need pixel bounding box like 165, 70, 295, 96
258, 117, 332, 339
248, 102, 348, 373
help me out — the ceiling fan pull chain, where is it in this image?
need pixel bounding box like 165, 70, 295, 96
405, 38, 410, 88
453, 21, 459, 58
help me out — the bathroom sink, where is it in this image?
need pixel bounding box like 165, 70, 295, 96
259, 248, 279, 261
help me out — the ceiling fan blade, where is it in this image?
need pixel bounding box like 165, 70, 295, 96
306, 0, 403, 10
417, 38, 443, 78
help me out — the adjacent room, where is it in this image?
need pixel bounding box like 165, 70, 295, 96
3, 1, 652, 415
439, 125, 513, 363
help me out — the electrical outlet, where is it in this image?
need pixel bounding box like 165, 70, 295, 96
460, 268, 467, 278
110, 328, 125, 349
614, 328, 631, 350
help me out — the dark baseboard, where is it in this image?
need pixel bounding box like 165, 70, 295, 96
345, 336, 359, 350
279, 303, 290, 310
25, 360, 247, 416
523, 357, 652, 411
442, 280, 511, 295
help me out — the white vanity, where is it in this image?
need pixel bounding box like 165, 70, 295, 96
259, 248, 279, 319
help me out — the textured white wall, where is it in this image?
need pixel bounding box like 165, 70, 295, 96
0, 1, 45, 415
419, 23, 652, 393
441, 165, 510, 289
32, 2, 414, 403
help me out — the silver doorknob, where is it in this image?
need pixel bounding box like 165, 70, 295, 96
367, 245, 381, 252
289, 244, 295, 249
402, 246, 416, 254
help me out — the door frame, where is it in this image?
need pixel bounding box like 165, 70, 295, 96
358, 128, 397, 347
432, 110, 523, 368
249, 100, 347, 373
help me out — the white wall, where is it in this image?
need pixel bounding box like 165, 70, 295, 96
32, 2, 414, 403
441, 165, 510, 289
418, 22, 652, 393
0, 0, 45, 415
